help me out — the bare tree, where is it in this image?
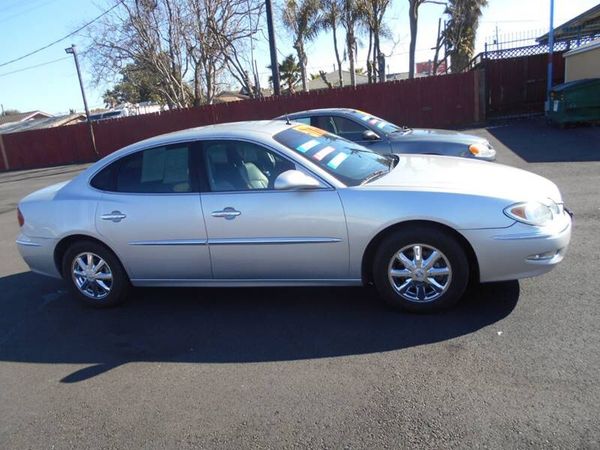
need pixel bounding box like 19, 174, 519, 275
87, 0, 262, 107
88, 0, 195, 107
193, 0, 264, 100
363, 0, 390, 83
183, 0, 223, 105
407, 0, 445, 79
431, 17, 445, 75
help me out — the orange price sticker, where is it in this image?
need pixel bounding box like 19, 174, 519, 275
294, 124, 327, 137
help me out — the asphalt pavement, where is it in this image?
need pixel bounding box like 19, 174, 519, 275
0, 117, 598, 448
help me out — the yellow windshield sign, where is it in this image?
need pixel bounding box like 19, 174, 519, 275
293, 124, 327, 137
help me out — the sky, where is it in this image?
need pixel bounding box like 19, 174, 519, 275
0, 0, 598, 115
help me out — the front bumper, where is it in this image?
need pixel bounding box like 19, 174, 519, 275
16, 234, 62, 279
474, 148, 496, 162
461, 213, 572, 283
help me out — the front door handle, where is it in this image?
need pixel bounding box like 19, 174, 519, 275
101, 211, 127, 223
211, 207, 241, 220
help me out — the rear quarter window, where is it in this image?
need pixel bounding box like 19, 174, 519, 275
90, 144, 193, 193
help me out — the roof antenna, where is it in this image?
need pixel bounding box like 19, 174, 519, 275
285, 113, 291, 125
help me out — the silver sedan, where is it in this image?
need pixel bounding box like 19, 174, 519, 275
16, 121, 571, 312
279, 108, 497, 161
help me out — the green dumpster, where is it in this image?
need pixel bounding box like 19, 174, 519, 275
546, 78, 600, 125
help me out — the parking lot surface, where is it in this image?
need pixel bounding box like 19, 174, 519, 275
0, 118, 599, 448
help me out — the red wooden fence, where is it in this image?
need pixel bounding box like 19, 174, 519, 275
485, 52, 565, 117
0, 71, 482, 171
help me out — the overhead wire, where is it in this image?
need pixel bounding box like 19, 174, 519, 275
0, 0, 59, 25
0, 0, 124, 68
0, 56, 71, 78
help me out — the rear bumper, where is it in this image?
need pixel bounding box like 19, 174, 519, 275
16, 234, 61, 279
462, 215, 572, 283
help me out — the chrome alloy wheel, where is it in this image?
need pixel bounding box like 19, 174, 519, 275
71, 252, 113, 300
387, 244, 452, 303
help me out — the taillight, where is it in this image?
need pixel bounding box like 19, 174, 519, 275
17, 208, 24, 227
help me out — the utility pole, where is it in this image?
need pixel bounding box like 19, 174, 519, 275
65, 44, 98, 158
432, 17, 442, 75
546, 0, 555, 110
377, 54, 386, 82
265, 0, 281, 96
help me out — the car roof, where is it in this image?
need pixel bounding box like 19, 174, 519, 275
280, 108, 358, 118
129, 120, 292, 149
85, 120, 296, 170
76, 118, 348, 189
105, 120, 293, 156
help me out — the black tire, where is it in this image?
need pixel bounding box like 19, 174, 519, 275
373, 226, 469, 313
62, 240, 129, 308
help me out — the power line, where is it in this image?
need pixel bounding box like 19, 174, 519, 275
0, 56, 71, 78
0, 0, 35, 14
0, 0, 124, 68
0, 0, 59, 25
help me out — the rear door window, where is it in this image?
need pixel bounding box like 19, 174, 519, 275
331, 116, 369, 141
290, 116, 311, 125
310, 116, 368, 142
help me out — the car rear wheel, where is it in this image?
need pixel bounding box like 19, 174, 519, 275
62, 241, 129, 307
373, 227, 469, 313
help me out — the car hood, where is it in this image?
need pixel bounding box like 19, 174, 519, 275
389, 128, 485, 145
366, 154, 562, 202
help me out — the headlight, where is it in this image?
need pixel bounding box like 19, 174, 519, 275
504, 201, 557, 226
469, 142, 494, 158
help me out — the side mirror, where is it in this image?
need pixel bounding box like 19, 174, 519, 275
362, 130, 380, 141
274, 170, 321, 190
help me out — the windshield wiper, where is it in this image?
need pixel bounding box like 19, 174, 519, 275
360, 169, 389, 185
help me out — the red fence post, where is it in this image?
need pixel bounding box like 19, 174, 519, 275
0, 133, 9, 171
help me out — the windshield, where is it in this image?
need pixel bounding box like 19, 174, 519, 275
273, 124, 394, 186
348, 109, 405, 134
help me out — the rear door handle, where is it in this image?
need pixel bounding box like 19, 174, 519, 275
101, 211, 127, 223
211, 207, 241, 220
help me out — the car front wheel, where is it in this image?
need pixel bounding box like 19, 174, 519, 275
373, 227, 469, 313
62, 240, 129, 307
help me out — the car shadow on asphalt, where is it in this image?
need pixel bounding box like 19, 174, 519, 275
0, 271, 519, 383
487, 118, 600, 163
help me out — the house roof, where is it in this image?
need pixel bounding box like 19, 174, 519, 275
214, 91, 248, 103
0, 110, 53, 126
386, 72, 410, 81
309, 70, 369, 90
564, 37, 600, 57
0, 114, 85, 134
537, 4, 600, 44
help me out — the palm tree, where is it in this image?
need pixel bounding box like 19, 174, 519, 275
340, 0, 366, 87
444, 0, 488, 72
270, 54, 301, 94
322, 0, 344, 87
282, 0, 322, 92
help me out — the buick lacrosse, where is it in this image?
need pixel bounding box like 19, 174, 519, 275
278, 108, 497, 161
16, 121, 571, 312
